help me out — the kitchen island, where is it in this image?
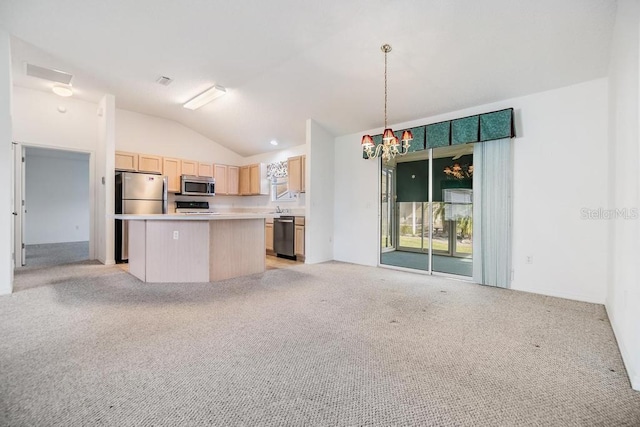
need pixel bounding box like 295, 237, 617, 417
113, 213, 279, 283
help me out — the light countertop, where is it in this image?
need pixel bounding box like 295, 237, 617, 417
113, 213, 281, 221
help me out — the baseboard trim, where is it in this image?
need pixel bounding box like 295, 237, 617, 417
605, 303, 640, 391
511, 284, 604, 305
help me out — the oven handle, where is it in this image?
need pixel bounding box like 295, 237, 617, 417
275, 219, 294, 223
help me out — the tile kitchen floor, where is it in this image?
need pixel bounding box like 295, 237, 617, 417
266, 255, 302, 270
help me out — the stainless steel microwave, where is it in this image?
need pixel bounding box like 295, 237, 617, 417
180, 175, 215, 196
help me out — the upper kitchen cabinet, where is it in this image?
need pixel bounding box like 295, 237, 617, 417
181, 160, 198, 176
213, 164, 228, 194
250, 163, 268, 195
198, 163, 213, 178
115, 151, 139, 172
227, 166, 240, 195
138, 154, 163, 174
163, 157, 181, 193
116, 151, 163, 174
239, 166, 251, 195
288, 155, 306, 193
239, 163, 268, 196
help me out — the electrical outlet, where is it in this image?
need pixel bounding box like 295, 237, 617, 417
526, 256, 533, 264
173, 231, 179, 240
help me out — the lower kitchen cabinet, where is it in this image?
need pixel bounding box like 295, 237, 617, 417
265, 220, 274, 252
295, 216, 305, 259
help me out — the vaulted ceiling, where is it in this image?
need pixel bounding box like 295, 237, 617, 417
0, 0, 617, 156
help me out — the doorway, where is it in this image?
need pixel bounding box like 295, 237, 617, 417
17, 146, 91, 268
380, 144, 474, 277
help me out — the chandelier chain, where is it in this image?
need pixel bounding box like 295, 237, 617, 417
384, 47, 388, 129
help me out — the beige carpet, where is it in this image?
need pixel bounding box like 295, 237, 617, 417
2, 261, 639, 426
24, 241, 89, 268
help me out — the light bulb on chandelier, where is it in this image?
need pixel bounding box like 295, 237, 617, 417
361, 44, 413, 163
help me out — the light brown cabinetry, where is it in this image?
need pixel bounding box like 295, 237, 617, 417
181, 160, 198, 176
227, 166, 240, 195
163, 157, 181, 193
287, 155, 306, 193
115, 150, 240, 194
198, 163, 213, 178
295, 216, 305, 259
249, 164, 260, 195
115, 151, 139, 171
239, 166, 251, 195
213, 164, 228, 194
240, 163, 268, 196
265, 220, 274, 253
138, 154, 163, 174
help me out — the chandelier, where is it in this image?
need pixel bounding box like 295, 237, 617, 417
361, 44, 413, 163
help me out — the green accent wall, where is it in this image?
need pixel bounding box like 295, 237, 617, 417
397, 160, 429, 202
397, 154, 473, 202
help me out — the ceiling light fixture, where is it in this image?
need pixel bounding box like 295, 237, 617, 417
270, 140, 278, 146
183, 84, 227, 110
52, 84, 73, 97
361, 44, 412, 163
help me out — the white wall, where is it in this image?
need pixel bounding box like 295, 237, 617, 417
606, 0, 640, 391
0, 30, 13, 295
12, 86, 99, 151
97, 95, 115, 264
116, 109, 243, 166
306, 119, 335, 263
25, 148, 90, 244
334, 78, 610, 305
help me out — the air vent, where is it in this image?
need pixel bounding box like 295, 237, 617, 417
156, 76, 173, 86
25, 63, 73, 85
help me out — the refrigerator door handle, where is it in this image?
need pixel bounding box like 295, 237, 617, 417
163, 176, 168, 214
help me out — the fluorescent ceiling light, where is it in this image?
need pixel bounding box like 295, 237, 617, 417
52, 84, 73, 97
183, 84, 226, 110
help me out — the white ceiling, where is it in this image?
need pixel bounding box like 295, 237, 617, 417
0, 0, 617, 156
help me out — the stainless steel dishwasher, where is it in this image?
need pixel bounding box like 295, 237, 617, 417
274, 216, 296, 259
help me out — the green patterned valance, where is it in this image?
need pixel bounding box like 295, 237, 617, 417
427, 108, 514, 148
480, 109, 514, 141
364, 108, 514, 158
452, 116, 480, 145
426, 122, 450, 148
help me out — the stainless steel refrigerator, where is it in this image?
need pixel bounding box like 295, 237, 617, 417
115, 172, 167, 263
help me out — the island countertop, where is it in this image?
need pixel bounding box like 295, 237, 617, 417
113, 213, 281, 221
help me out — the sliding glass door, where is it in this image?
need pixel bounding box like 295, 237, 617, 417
380, 145, 474, 277
381, 166, 395, 252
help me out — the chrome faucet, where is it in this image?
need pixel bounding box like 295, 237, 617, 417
276, 206, 282, 213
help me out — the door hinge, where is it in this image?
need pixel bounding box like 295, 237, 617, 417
22, 243, 25, 249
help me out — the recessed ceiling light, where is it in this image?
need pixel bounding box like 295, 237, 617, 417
270, 140, 278, 146
183, 84, 227, 110
52, 84, 73, 97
